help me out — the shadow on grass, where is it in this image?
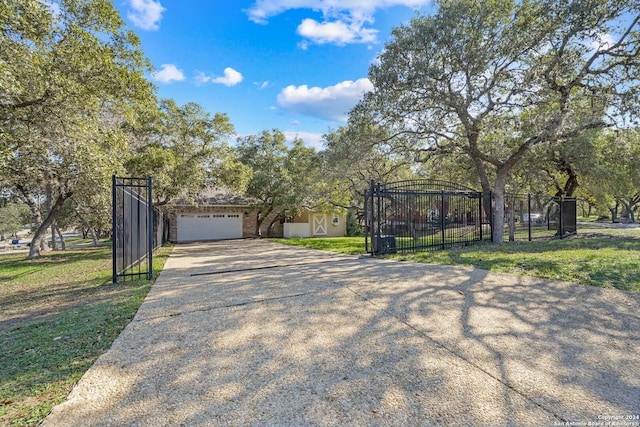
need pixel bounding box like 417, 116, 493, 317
0, 282, 151, 425
0, 247, 111, 282
0, 244, 172, 425
395, 234, 640, 292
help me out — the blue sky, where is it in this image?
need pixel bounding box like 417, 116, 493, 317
113, 0, 434, 149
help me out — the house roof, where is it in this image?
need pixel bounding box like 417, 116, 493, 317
170, 187, 257, 207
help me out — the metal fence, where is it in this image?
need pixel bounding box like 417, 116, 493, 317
365, 180, 489, 255
501, 194, 577, 242
365, 180, 577, 255
112, 175, 170, 283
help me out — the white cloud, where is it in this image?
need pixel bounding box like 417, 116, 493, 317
254, 81, 270, 89
298, 40, 309, 50
194, 71, 212, 85
152, 64, 185, 83
589, 32, 616, 51
213, 68, 244, 87
246, 0, 429, 24
297, 18, 377, 45
246, 0, 430, 46
194, 68, 244, 87
127, 0, 165, 31
277, 78, 373, 121
283, 131, 325, 150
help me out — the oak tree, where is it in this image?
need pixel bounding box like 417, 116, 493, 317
356, 0, 640, 242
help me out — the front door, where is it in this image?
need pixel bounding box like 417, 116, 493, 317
312, 214, 327, 236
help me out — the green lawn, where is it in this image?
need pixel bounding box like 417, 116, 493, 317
271, 227, 640, 292
0, 245, 173, 426
271, 237, 367, 255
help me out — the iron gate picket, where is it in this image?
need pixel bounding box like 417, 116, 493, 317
112, 175, 169, 283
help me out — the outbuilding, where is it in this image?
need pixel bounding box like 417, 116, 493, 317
283, 211, 346, 238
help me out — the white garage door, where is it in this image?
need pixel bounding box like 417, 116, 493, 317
177, 213, 243, 242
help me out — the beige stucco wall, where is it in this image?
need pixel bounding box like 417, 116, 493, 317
287, 212, 346, 238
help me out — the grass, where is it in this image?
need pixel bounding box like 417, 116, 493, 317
271, 226, 640, 292
270, 237, 367, 255
0, 244, 173, 426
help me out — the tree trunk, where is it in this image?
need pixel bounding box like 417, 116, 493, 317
556, 157, 579, 197
508, 204, 515, 242
259, 210, 280, 237
29, 191, 73, 258
620, 200, 632, 221
471, 156, 493, 221
54, 223, 66, 250
492, 190, 505, 243
47, 184, 57, 251
16, 186, 50, 253
75, 207, 99, 246
51, 222, 58, 251
563, 174, 579, 197
263, 213, 284, 238
492, 173, 508, 244
255, 206, 273, 237
609, 203, 618, 223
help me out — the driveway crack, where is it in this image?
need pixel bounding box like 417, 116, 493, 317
133, 291, 320, 323
189, 258, 360, 276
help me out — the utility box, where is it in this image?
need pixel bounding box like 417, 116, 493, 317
373, 235, 396, 255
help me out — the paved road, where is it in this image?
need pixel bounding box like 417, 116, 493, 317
43, 240, 640, 426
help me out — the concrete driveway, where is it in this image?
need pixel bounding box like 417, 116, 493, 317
44, 240, 640, 426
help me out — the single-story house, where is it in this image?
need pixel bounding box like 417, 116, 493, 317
162, 189, 346, 242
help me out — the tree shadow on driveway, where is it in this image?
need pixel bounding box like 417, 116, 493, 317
43, 241, 640, 426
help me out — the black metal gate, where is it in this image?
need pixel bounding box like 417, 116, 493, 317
112, 175, 169, 283
365, 180, 488, 255
365, 180, 579, 255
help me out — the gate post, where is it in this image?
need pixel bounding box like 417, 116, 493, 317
375, 182, 382, 255
147, 176, 153, 280
558, 196, 564, 237
441, 190, 446, 250
479, 192, 483, 241
528, 193, 532, 242
112, 174, 118, 283
490, 191, 494, 242
370, 181, 375, 254
365, 181, 373, 254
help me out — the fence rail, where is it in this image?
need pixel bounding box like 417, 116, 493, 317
112, 175, 169, 283
501, 194, 577, 242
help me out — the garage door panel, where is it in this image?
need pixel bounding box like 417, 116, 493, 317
177, 213, 243, 242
